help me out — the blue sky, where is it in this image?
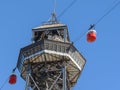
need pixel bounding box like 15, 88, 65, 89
0, 0, 120, 90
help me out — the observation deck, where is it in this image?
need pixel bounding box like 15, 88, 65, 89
17, 39, 86, 86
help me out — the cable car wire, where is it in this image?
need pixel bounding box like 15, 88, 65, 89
73, 0, 120, 44
95, 0, 120, 26
58, 0, 78, 18
0, 77, 9, 90
57, 0, 120, 44
0, 67, 17, 90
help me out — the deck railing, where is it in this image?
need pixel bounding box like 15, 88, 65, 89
17, 40, 85, 72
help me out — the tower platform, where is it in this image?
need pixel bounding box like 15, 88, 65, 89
17, 23, 86, 90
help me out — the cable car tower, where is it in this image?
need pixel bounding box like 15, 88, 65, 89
17, 11, 86, 90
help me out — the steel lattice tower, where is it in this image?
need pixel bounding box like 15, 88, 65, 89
17, 12, 86, 90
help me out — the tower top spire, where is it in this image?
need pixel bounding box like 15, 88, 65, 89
48, 12, 59, 24
42, 12, 59, 25
43, 0, 59, 25
53, 0, 56, 14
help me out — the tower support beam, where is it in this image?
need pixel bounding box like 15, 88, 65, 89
25, 73, 30, 90
25, 64, 31, 90
25, 64, 40, 90
49, 72, 62, 90
63, 62, 67, 90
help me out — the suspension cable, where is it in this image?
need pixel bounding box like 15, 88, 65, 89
95, 0, 120, 26
73, 0, 120, 44
58, 0, 78, 18
0, 66, 17, 90
0, 76, 9, 90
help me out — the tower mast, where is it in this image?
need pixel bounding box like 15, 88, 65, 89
17, 5, 86, 90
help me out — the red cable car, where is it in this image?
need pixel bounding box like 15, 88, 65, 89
87, 29, 96, 42
9, 74, 17, 84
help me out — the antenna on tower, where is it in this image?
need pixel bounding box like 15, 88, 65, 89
53, 0, 56, 13
42, 0, 59, 25
47, 0, 59, 24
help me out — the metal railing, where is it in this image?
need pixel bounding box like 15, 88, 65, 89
17, 39, 85, 72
